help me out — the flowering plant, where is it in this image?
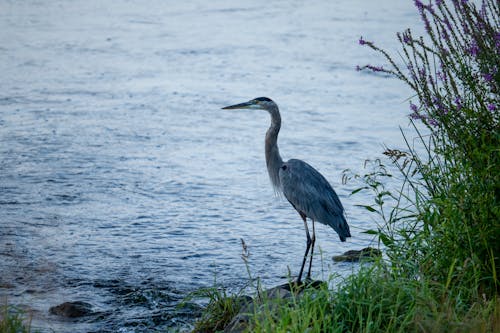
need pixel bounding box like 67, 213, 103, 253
357, 0, 499, 296
359, 0, 498, 132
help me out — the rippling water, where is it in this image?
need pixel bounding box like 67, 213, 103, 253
1, 1, 421, 331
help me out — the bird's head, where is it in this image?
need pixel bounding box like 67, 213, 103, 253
222, 97, 277, 112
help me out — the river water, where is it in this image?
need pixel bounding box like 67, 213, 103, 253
1, 1, 421, 332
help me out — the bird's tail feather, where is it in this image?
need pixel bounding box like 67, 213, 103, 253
335, 214, 351, 242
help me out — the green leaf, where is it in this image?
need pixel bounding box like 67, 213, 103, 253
379, 232, 394, 247
351, 187, 369, 195
355, 204, 377, 213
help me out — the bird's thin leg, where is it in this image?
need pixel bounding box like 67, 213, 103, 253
297, 212, 311, 284
306, 219, 316, 280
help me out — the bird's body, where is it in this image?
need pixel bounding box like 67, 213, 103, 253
222, 97, 350, 283
280, 159, 350, 242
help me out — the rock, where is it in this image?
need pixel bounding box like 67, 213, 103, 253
224, 280, 325, 333
224, 312, 251, 333
49, 301, 93, 318
332, 247, 382, 262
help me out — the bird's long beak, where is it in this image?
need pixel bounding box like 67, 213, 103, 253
221, 101, 253, 110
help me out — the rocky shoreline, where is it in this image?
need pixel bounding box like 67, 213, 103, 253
193, 247, 382, 332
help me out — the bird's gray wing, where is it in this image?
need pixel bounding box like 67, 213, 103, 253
279, 159, 350, 241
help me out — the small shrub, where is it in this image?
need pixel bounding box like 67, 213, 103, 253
187, 286, 245, 333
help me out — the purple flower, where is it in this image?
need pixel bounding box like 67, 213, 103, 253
454, 96, 462, 110
433, 96, 448, 114
437, 71, 447, 82
410, 102, 418, 112
421, 13, 432, 33
356, 64, 386, 73
443, 18, 453, 31
409, 112, 439, 127
407, 63, 417, 80
428, 118, 439, 127
418, 66, 426, 79
482, 72, 493, 82
415, 0, 434, 13
487, 104, 496, 111
414, 0, 424, 11
480, 1, 487, 20
468, 41, 479, 57
366, 65, 385, 72
403, 32, 411, 44
436, 0, 443, 5
410, 112, 422, 120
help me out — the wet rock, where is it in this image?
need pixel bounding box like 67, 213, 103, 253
224, 280, 324, 333
224, 311, 251, 333
332, 247, 382, 262
49, 301, 93, 318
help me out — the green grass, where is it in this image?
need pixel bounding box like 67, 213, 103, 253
192, 263, 499, 332
0, 304, 33, 333
250, 275, 486, 333
185, 286, 247, 333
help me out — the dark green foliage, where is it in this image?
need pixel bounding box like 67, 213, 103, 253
0, 305, 32, 333
358, 0, 499, 298
186, 287, 245, 333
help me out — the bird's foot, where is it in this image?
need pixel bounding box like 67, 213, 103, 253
288, 277, 325, 292
285, 276, 320, 293
297, 276, 314, 285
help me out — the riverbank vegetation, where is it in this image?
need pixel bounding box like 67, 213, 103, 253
0, 304, 32, 333
193, 0, 499, 331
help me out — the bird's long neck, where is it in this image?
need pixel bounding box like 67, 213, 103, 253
265, 107, 284, 192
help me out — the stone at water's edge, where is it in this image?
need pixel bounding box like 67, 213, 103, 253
224, 280, 325, 333
49, 301, 94, 318
332, 247, 382, 262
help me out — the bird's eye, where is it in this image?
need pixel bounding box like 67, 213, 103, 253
281, 165, 287, 171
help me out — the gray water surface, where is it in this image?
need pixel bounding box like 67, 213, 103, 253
1, 1, 421, 331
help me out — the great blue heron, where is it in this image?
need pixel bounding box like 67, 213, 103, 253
222, 97, 351, 283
